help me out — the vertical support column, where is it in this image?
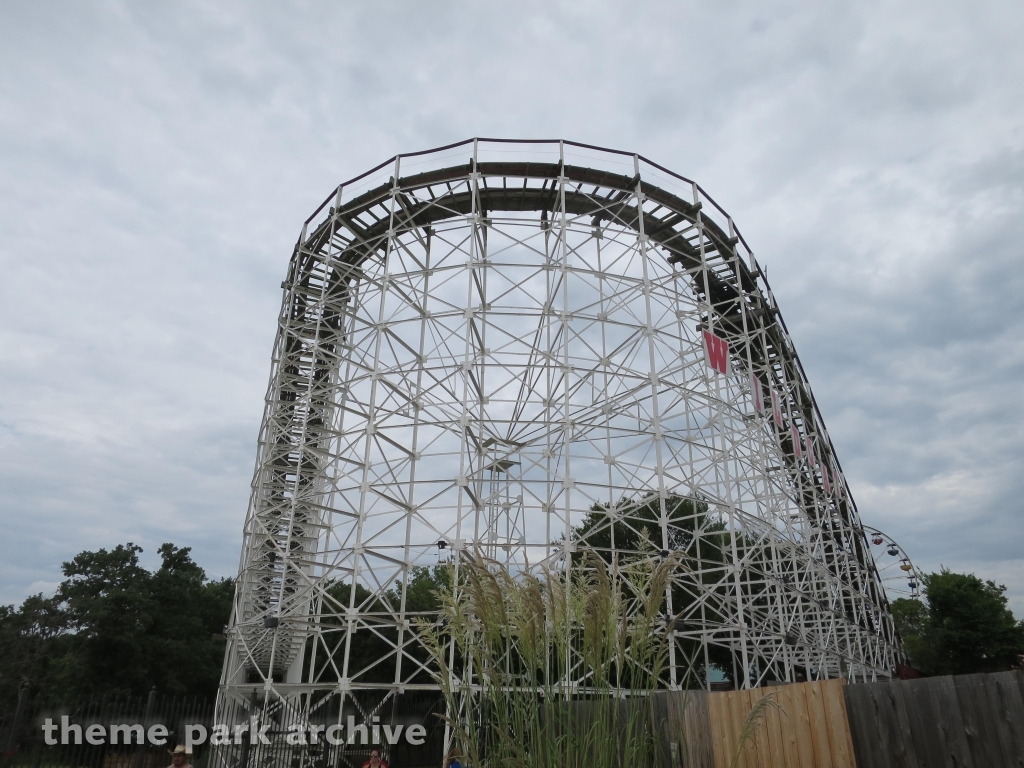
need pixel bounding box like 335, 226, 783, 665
556, 140, 574, 696
394, 220, 433, 691
632, 156, 676, 688
693, 182, 751, 688
342, 156, 402, 693
457, 140, 479, 561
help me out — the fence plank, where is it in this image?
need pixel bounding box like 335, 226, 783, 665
872, 683, 911, 768
652, 691, 673, 768
930, 675, 975, 768
761, 685, 788, 768
791, 681, 818, 768
887, 681, 925, 768
842, 683, 881, 768
979, 673, 1018, 766
893, 680, 923, 767
697, 691, 717, 768
988, 671, 1024, 765
741, 692, 757, 768
820, 679, 856, 768
896, 679, 935, 768
672, 690, 689, 766
804, 681, 832, 768
862, 683, 896, 768
665, 691, 685, 768
708, 689, 732, 768
730, 689, 754, 768
797, 682, 820, 768
955, 673, 1009, 766
747, 688, 768, 768
749, 688, 774, 768
735, 689, 754, 768
769, 684, 798, 768
903, 677, 958, 768
684, 691, 715, 768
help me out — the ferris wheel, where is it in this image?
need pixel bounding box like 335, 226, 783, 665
863, 525, 924, 602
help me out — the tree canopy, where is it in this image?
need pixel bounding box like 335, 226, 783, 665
891, 568, 1024, 676
10, 540, 1020, 709
572, 493, 738, 685
0, 543, 233, 706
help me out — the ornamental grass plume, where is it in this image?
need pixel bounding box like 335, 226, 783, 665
729, 692, 782, 768
416, 546, 685, 768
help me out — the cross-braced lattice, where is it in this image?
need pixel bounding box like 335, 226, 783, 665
216, 139, 902, 766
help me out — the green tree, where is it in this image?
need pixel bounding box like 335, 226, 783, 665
892, 569, 1024, 675
54, 543, 157, 697
890, 595, 929, 668
571, 493, 714, 557
0, 542, 233, 705
0, 594, 69, 706
305, 565, 451, 687
572, 493, 737, 685
143, 544, 234, 697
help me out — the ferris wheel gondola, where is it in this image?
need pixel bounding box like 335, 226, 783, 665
862, 524, 924, 602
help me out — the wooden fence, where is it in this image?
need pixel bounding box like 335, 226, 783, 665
707, 679, 855, 768
844, 671, 1024, 768
656, 672, 1024, 768
650, 679, 856, 768
5, 673, 1023, 767
650, 689, 715, 768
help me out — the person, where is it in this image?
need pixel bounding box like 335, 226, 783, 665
167, 745, 194, 768
360, 748, 389, 768
444, 748, 462, 768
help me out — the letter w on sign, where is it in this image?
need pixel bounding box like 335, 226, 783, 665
702, 330, 729, 375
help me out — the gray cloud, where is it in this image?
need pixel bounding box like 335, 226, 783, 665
1, 0, 1022, 613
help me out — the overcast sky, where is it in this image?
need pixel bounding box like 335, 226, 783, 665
1, 0, 1022, 615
